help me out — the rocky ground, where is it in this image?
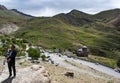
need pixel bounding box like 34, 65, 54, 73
0, 56, 120, 83
0, 58, 51, 83
42, 62, 120, 83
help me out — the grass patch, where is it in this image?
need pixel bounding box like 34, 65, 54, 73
88, 55, 116, 68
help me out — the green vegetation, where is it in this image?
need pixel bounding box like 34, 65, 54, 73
28, 48, 40, 60
0, 6, 120, 68
88, 55, 116, 68
117, 58, 120, 67
0, 35, 26, 57
17, 50, 26, 57
13, 10, 120, 68
41, 55, 46, 61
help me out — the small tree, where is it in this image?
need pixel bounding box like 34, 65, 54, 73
28, 48, 40, 60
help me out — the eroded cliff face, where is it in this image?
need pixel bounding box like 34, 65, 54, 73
0, 65, 51, 83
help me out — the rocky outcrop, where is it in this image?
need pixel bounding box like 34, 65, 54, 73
0, 23, 19, 34
0, 65, 51, 83
0, 5, 7, 10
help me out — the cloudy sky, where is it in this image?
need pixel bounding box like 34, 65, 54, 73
0, 0, 120, 17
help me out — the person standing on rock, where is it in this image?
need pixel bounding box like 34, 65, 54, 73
7, 45, 17, 78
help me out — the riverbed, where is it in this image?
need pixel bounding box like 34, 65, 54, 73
43, 52, 120, 78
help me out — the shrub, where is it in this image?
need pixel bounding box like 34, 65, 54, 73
28, 48, 40, 60
2, 44, 10, 49
17, 51, 26, 57
23, 39, 29, 43
117, 58, 120, 68
21, 44, 26, 50
0, 47, 3, 56
41, 55, 46, 61
11, 38, 17, 44
1, 39, 6, 44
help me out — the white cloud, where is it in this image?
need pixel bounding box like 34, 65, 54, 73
28, 0, 55, 4
1, 0, 120, 16
27, 8, 56, 17
25, 7, 69, 17
110, 0, 120, 8
0, 0, 11, 3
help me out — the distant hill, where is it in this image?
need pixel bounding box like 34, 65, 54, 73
0, 4, 32, 27
53, 9, 94, 26
94, 9, 120, 22
94, 8, 120, 31
0, 4, 7, 10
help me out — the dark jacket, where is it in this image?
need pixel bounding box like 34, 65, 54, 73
7, 50, 17, 65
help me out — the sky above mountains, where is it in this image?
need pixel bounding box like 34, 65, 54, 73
0, 0, 120, 16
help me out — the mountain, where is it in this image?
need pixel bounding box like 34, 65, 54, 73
14, 9, 120, 59
15, 9, 120, 54
53, 9, 94, 26
0, 5, 7, 10
0, 4, 32, 27
94, 8, 120, 22
0, 4, 120, 67
94, 9, 120, 31
11, 9, 33, 19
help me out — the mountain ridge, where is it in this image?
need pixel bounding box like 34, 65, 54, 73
53, 9, 94, 26
11, 9, 33, 18
0, 4, 7, 10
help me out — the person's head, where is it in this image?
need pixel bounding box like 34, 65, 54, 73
11, 44, 15, 50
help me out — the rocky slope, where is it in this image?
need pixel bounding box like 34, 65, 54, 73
0, 63, 51, 83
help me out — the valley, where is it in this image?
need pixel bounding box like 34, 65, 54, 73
0, 4, 120, 83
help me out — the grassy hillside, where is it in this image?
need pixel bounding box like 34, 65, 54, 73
94, 8, 120, 22
0, 5, 120, 67
0, 5, 32, 27
15, 17, 120, 59
15, 17, 82, 49
53, 9, 94, 26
